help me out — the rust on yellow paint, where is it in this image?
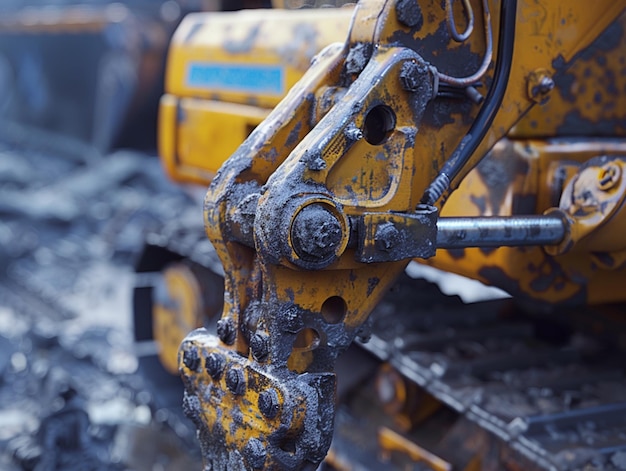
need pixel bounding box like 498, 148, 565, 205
430, 139, 626, 305
512, 10, 626, 139
177, 1, 626, 468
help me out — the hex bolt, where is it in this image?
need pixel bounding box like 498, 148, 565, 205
278, 305, 303, 333
226, 367, 246, 395
344, 123, 363, 142
396, 0, 423, 29
399, 61, 425, 92
217, 318, 236, 345
306, 150, 326, 171
529, 72, 555, 101
598, 163, 622, 191
182, 391, 202, 422
375, 222, 401, 252
250, 331, 269, 362
205, 352, 225, 379
538, 76, 555, 94
258, 388, 280, 419
182, 347, 200, 372
244, 438, 267, 469
344, 42, 373, 76
291, 204, 343, 262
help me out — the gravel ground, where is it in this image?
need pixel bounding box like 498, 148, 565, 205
0, 136, 204, 470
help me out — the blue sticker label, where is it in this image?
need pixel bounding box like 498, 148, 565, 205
186, 62, 284, 95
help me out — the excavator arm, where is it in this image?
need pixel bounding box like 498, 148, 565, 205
178, 0, 626, 469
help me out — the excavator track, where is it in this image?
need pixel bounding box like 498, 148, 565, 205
326, 273, 626, 471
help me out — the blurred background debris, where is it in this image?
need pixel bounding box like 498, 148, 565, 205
0, 138, 204, 469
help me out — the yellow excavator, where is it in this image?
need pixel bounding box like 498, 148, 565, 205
147, 0, 626, 469
133, 4, 355, 375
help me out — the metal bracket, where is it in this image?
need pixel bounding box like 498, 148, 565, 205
356, 205, 438, 263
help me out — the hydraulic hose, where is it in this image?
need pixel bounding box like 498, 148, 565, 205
421, 0, 518, 206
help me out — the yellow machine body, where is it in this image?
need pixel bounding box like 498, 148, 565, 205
175, 0, 626, 469
434, 138, 626, 305
158, 7, 354, 185
429, 8, 626, 305
162, 3, 626, 310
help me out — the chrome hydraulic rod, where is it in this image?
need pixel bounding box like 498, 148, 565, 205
436, 214, 567, 249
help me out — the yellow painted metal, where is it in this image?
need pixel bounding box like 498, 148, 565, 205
181, 42, 351, 468
512, 11, 626, 139
429, 139, 626, 305
443, 1, 626, 194
180, 332, 309, 464
332, 0, 626, 202
246, 0, 626, 331
204, 39, 350, 359
154, 263, 205, 374
375, 364, 442, 432
165, 8, 353, 107
179, 0, 626, 468
159, 96, 269, 184
550, 158, 626, 257
159, 7, 354, 185
163, 1, 626, 313
378, 427, 453, 471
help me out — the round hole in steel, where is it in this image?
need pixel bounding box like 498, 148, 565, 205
362, 104, 396, 145
292, 328, 320, 352
321, 296, 347, 324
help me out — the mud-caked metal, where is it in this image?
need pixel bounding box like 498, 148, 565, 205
179, 0, 626, 469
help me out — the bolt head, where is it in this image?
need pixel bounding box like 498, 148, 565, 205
216, 318, 236, 345
278, 305, 303, 333
344, 42, 373, 76
258, 388, 280, 419
529, 71, 555, 101
375, 222, 401, 252
250, 331, 269, 362
205, 352, 225, 379
305, 150, 326, 171
226, 367, 246, 395
396, 0, 423, 28
597, 163, 622, 191
182, 347, 200, 372
244, 438, 267, 469
182, 391, 202, 422
538, 76, 555, 94
399, 61, 424, 92
291, 204, 343, 262
344, 123, 363, 142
